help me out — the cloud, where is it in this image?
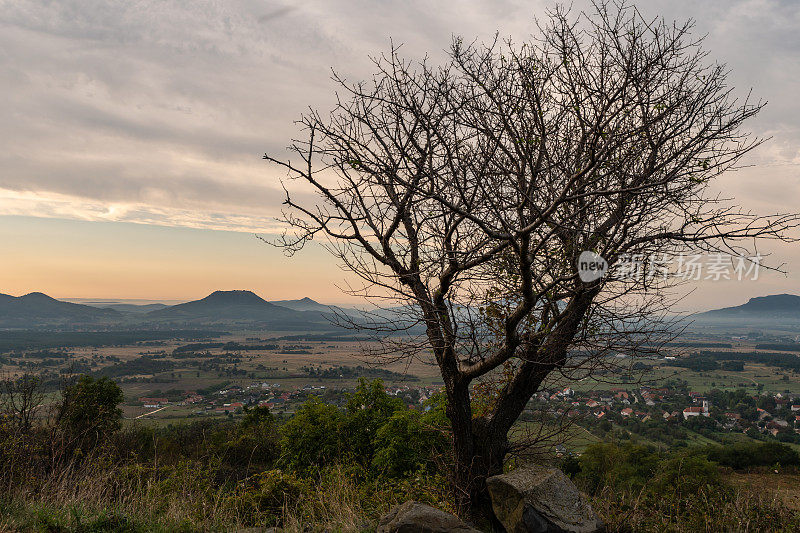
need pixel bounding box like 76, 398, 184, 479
1, 0, 799, 234
0, 187, 285, 232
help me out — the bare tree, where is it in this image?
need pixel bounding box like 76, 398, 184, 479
1, 372, 45, 433
264, 2, 798, 518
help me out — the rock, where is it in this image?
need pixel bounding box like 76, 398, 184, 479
486, 466, 604, 533
377, 501, 483, 533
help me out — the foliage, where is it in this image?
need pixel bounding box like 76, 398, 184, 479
372, 408, 449, 478
342, 378, 405, 466
572, 442, 800, 532
279, 379, 449, 480
2, 374, 798, 531
233, 469, 310, 526
59, 375, 124, 450
702, 441, 800, 469
279, 397, 344, 473
576, 442, 661, 495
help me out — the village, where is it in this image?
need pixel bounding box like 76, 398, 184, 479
136, 378, 800, 445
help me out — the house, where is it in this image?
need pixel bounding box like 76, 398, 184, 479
215, 402, 244, 414
621, 408, 634, 417
683, 404, 710, 419
790, 405, 800, 412
139, 397, 169, 407
689, 392, 704, 403
586, 400, 600, 408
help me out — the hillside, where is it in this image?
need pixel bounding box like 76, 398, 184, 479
0, 290, 355, 330
696, 294, 800, 323
146, 290, 333, 327
0, 292, 120, 327
269, 296, 331, 312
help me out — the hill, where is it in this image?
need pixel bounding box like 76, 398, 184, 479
696, 294, 800, 323
268, 297, 361, 317
0, 292, 120, 327
269, 297, 331, 312
146, 290, 332, 328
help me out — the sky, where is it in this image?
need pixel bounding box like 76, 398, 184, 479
1, 0, 799, 310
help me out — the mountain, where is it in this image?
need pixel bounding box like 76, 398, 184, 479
269, 297, 340, 313
696, 294, 800, 322
0, 292, 120, 327
146, 290, 330, 327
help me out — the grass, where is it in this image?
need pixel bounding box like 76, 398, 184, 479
0, 500, 199, 532
0, 461, 426, 533
593, 484, 800, 533
723, 471, 800, 512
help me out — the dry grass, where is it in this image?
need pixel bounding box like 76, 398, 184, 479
0, 456, 392, 532
593, 483, 800, 533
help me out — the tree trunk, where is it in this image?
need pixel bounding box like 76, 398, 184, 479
450, 409, 509, 528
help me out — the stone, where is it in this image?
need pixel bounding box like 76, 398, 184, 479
486, 466, 604, 533
377, 501, 483, 533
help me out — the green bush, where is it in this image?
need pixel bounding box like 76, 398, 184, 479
59, 375, 124, 450
703, 441, 800, 469
371, 408, 449, 478
279, 397, 344, 473
576, 442, 660, 495
232, 469, 310, 526
649, 454, 721, 498
342, 378, 405, 466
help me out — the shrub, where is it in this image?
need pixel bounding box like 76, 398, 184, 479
576, 442, 660, 495
371, 409, 449, 478
342, 378, 405, 466
279, 398, 344, 473
703, 441, 800, 469
58, 375, 124, 450
232, 469, 310, 526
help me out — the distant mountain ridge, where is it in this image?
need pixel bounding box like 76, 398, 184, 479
144, 290, 338, 328
269, 297, 339, 313
0, 289, 360, 330
697, 294, 800, 321
147, 290, 294, 319
0, 292, 120, 326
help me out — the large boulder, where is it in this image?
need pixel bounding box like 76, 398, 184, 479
377, 501, 483, 533
486, 466, 603, 533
